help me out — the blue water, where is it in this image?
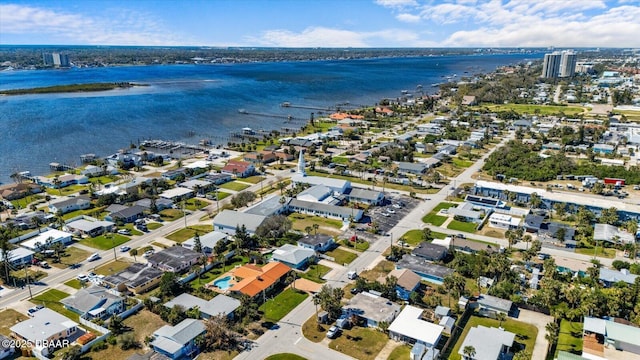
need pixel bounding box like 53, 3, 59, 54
213, 275, 233, 290
0, 53, 539, 182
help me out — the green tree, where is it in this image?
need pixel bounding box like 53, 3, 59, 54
316, 285, 344, 320
129, 248, 138, 262
422, 227, 433, 242
462, 345, 476, 359
193, 232, 203, 254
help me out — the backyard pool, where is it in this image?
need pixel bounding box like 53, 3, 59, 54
213, 275, 233, 290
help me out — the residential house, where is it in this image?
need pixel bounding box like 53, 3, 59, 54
162, 168, 187, 181
395, 162, 429, 175
477, 294, 513, 316
593, 223, 636, 244
159, 187, 194, 203
151, 318, 206, 360
35, 173, 88, 188
288, 199, 363, 222
60, 284, 124, 319
163, 293, 240, 320
593, 143, 615, 154
396, 254, 454, 285
461, 95, 477, 106
344, 187, 384, 206
488, 213, 520, 230
204, 172, 233, 185
453, 238, 498, 254
48, 196, 91, 214
583, 317, 640, 356
412, 242, 448, 262
0, 334, 15, 360
386, 268, 421, 301
0, 182, 42, 200
136, 198, 174, 211
245, 195, 289, 217
599, 268, 638, 287
103, 263, 164, 294
228, 262, 291, 300
271, 244, 316, 269
244, 151, 277, 164
448, 202, 485, 223
147, 246, 201, 273
297, 234, 335, 252
343, 292, 401, 328
539, 222, 576, 243
179, 179, 214, 194
10, 308, 79, 357
523, 214, 545, 233
105, 205, 146, 223
0, 247, 34, 267
213, 210, 266, 235
221, 160, 255, 178
20, 229, 73, 251
66, 218, 115, 237
182, 231, 228, 255
458, 325, 515, 360
388, 305, 443, 352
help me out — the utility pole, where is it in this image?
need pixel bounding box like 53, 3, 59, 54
23, 260, 33, 299
112, 234, 117, 261
183, 201, 188, 229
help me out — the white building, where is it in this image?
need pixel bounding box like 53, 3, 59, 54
488, 213, 520, 230
20, 229, 73, 251
388, 305, 444, 349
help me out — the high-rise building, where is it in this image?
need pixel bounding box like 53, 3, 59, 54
559, 50, 577, 78
541, 52, 562, 78
42, 53, 70, 67
42, 53, 54, 66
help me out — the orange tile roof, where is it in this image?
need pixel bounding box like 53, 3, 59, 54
230, 262, 291, 297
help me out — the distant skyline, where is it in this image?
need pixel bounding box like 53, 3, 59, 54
1, 0, 640, 47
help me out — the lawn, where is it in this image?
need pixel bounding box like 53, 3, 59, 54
44, 184, 87, 196
447, 220, 477, 233
359, 260, 394, 282
241, 175, 266, 184
92, 259, 133, 276
0, 309, 28, 336
449, 315, 538, 360
575, 247, 616, 259
477, 103, 586, 116
62, 207, 108, 220
289, 213, 344, 235
184, 198, 209, 211
51, 246, 91, 269
452, 158, 474, 168
31, 289, 78, 322
265, 354, 307, 360
341, 239, 370, 252
302, 315, 329, 343
213, 190, 232, 200
325, 247, 358, 265
422, 202, 457, 225
555, 320, 583, 358
64, 279, 82, 289
10, 194, 44, 210
259, 288, 308, 322
219, 181, 251, 191
329, 326, 389, 360
79, 233, 130, 250
401, 229, 428, 246
159, 208, 184, 221
147, 222, 163, 230
189, 267, 225, 290
298, 264, 331, 284
121, 223, 144, 236
387, 344, 411, 360
165, 225, 213, 243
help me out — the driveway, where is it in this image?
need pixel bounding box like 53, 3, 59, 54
516, 308, 552, 360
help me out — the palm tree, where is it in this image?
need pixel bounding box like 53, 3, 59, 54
129, 248, 138, 262
304, 226, 313, 236
312, 223, 320, 235
529, 192, 542, 209
462, 345, 476, 359
496, 312, 507, 328
545, 321, 559, 356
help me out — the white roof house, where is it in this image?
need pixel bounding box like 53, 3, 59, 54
160, 187, 194, 201
20, 229, 73, 251
388, 305, 444, 347
291, 174, 350, 194
593, 224, 636, 244
10, 308, 78, 354
488, 213, 521, 229
213, 210, 266, 235
458, 325, 515, 360
271, 244, 316, 269
182, 231, 228, 253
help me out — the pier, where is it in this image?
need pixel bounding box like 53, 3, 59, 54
238, 109, 306, 122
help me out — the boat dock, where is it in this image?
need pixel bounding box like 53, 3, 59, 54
238, 109, 306, 122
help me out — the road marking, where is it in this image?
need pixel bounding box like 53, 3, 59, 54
294, 337, 302, 345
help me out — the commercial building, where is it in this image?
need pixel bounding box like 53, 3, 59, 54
542, 52, 562, 78
559, 50, 577, 77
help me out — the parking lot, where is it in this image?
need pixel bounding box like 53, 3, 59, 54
364, 194, 420, 235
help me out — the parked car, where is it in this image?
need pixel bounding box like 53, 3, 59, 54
77, 274, 89, 282
392, 203, 402, 209
456, 233, 466, 239
39, 261, 50, 269
350, 287, 361, 295
538, 253, 550, 260
381, 212, 390, 217
143, 250, 154, 258
387, 208, 396, 214
347, 270, 358, 280
27, 305, 44, 316
326, 326, 340, 339
117, 229, 131, 235
69, 263, 81, 269
397, 240, 407, 247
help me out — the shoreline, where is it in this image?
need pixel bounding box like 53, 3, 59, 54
0, 82, 147, 96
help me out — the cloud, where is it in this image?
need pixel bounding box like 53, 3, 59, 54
375, 0, 418, 8
0, 3, 190, 45
396, 13, 422, 23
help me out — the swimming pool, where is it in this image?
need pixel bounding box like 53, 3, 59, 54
213, 276, 233, 290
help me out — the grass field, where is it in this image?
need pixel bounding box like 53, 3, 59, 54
401, 229, 429, 246
147, 222, 163, 230
422, 202, 457, 225
64, 279, 82, 289
184, 198, 209, 211
575, 247, 616, 258
555, 320, 583, 358
0, 309, 28, 336
159, 208, 184, 221
51, 246, 91, 269
93, 259, 133, 276
241, 175, 266, 184
30, 289, 78, 322
259, 288, 308, 322
452, 158, 474, 168
44, 184, 87, 196
219, 181, 251, 191
329, 326, 389, 360
10, 194, 45, 210
289, 213, 344, 235
79, 233, 130, 250
448, 315, 538, 360
325, 247, 358, 265
477, 103, 586, 116
387, 344, 411, 360
165, 225, 213, 243
341, 239, 370, 252
265, 354, 308, 360
298, 264, 331, 283
302, 315, 329, 343
447, 220, 477, 233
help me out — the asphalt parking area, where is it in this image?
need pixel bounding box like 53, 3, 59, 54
367, 194, 420, 234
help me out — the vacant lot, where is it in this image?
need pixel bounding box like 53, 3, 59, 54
0, 309, 28, 336
159, 208, 184, 221
325, 247, 357, 265
259, 288, 308, 322
289, 213, 344, 236
298, 264, 331, 284
147, 222, 163, 230
478, 103, 586, 116
166, 225, 213, 243
241, 176, 266, 184
422, 202, 456, 225
79, 233, 130, 250
51, 246, 91, 269
329, 326, 389, 360
359, 260, 394, 282
447, 220, 477, 233
64, 279, 82, 289
184, 198, 209, 211
93, 259, 132, 276
219, 181, 250, 191
31, 289, 78, 321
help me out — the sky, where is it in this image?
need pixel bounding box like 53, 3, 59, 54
1, 0, 640, 47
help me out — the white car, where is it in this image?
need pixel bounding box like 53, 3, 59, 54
381, 212, 390, 217
117, 229, 131, 235
387, 208, 396, 214
87, 253, 100, 262
392, 203, 402, 209
120, 246, 131, 252
77, 274, 89, 282
143, 250, 154, 258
